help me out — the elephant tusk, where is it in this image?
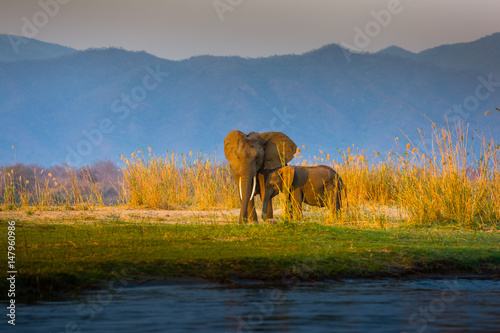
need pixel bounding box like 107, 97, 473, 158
238, 177, 243, 201
249, 176, 257, 201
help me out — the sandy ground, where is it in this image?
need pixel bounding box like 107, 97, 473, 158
0, 206, 243, 224
0, 205, 407, 227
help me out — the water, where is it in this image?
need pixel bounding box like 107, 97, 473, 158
10, 278, 500, 332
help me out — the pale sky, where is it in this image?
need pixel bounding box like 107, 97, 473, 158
1, 0, 500, 60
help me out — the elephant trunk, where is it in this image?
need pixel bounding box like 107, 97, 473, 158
239, 175, 256, 222
238, 176, 256, 201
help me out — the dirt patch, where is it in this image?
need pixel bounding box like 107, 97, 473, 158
0, 207, 241, 224
0, 205, 408, 227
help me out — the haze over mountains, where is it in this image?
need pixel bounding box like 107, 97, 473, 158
1, 33, 499, 166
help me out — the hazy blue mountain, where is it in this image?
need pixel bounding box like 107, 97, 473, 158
417, 33, 500, 75
377, 32, 500, 75
1, 35, 499, 167
377, 46, 417, 60
0, 34, 77, 62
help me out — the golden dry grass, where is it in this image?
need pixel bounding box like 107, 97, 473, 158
1, 164, 104, 211
2, 123, 499, 228
282, 123, 499, 228
120, 149, 239, 210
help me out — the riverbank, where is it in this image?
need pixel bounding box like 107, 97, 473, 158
1, 211, 499, 302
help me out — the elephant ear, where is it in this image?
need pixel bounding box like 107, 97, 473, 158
224, 130, 246, 173
257, 132, 297, 170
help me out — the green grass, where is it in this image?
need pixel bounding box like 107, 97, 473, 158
1, 219, 499, 302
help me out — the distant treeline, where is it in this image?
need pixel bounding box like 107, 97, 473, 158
0, 160, 123, 208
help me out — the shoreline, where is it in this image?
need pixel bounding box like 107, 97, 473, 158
1, 211, 499, 302
104, 272, 500, 289
9, 272, 500, 305
9, 260, 500, 303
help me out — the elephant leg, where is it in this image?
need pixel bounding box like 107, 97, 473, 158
265, 199, 273, 220
258, 172, 273, 220
292, 189, 303, 220
284, 192, 293, 218
335, 186, 342, 212
327, 184, 341, 214
247, 198, 258, 222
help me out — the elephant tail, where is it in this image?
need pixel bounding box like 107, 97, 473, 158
336, 173, 348, 214
343, 181, 348, 213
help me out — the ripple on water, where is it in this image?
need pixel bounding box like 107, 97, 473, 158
11, 279, 500, 333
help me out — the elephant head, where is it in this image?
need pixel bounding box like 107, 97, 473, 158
224, 130, 297, 223
262, 165, 308, 219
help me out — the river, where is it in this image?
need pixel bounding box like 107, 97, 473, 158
10, 278, 500, 332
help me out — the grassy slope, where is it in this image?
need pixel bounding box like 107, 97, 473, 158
1, 221, 500, 300
1, 219, 499, 301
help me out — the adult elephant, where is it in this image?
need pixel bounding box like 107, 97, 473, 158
224, 130, 297, 223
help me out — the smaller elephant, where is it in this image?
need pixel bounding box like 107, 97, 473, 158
262, 165, 343, 220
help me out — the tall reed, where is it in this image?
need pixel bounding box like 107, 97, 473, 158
0, 164, 111, 210
2, 123, 498, 228
305, 123, 499, 227
120, 149, 239, 210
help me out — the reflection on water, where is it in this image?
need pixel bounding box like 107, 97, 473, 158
11, 279, 500, 332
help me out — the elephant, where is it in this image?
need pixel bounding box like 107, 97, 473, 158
262, 165, 344, 220
224, 130, 297, 223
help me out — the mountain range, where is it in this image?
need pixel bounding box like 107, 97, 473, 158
1, 33, 499, 166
